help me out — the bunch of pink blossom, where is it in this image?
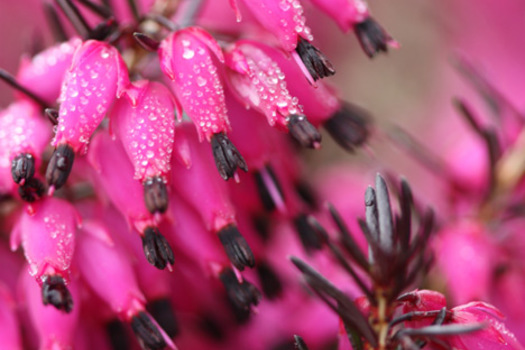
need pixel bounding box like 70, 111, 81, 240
0, 0, 523, 349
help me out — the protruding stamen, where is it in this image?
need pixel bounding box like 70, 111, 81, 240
293, 214, 323, 252
324, 103, 371, 152
218, 225, 255, 270
198, 315, 224, 340
219, 268, 261, 321
45, 108, 59, 125
295, 180, 318, 209
45, 144, 75, 190
142, 227, 175, 270
41, 275, 73, 313
295, 38, 335, 81
76, 0, 112, 19
133, 32, 160, 52
211, 132, 248, 181
0, 69, 49, 109
288, 115, 321, 149
88, 18, 119, 41
127, 0, 140, 22
18, 178, 46, 202
256, 261, 283, 299
354, 17, 395, 58
254, 165, 285, 212
43, 1, 68, 42
106, 319, 130, 350
294, 335, 309, 350
146, 299, 179, 338
11, 153, 35, 184
143, 176, 169, 214
130, 311, 167, 350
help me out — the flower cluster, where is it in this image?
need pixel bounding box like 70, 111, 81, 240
0, 0, 523, 350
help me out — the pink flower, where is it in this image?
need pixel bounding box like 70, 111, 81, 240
111, 80, 177, 214
47, 39, 130, 191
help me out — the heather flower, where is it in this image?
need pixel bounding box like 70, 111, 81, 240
307, 0, 398, 58
48, 39, 130, 191
110, 80, 177, 214
0, 285, 22, 349
232, 0, 335, 82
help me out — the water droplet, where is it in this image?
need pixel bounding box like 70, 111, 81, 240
183, 48, 195, 59
197, 77, 207, 87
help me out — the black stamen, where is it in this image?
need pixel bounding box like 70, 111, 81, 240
324, 103, 371, 152
198, 314, 224, 340
354, 17, 393, 58
146, 299, 179, 338
88, 18, 119, 41
43, 1, 68, 42
295, 37, 335, 81
130, 311, 167, 350
127, 0, 140, 22
45, 143, 75, 190
11, 153, 35, 184
219, 268, 261, 321
256, 261, 283, 299
293, 214, 323, 252
254, 165, 284, 212
211, 132, 248, 181
0, 69, 49, 108
294, 335, 309, 350
133, 32, 161, 52
18, 177, 46, 202
218, 225, 255, 270
142, 227, 175, 270
295, 180, 318, 209
106, 319, 130, 350
41, 275, 73, 313
143, 176, 169, 214
45, 108, 59, 125
288, 114, 321, 149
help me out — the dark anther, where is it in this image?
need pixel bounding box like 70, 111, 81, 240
0, 69, 49, 108
198, 314, 224, 340
354, 17, 394, 58
287, 115, 322, 149
252, 215, 271, 241
218, 225, 255, 270
76, 0, 113, 19
146, 299, 179, 338
56, 0, 92, 39
295, 37, 335, 81
45, 108, 59, 125
295, 180, 318, 209
142, 227, 175, 270
11, 153, 35, 184
256, 261, 283, 299
324, 103, 371, 152
130, 311, 167, 350
106, 319, 130, 350
45, 143, 75, 190
41, 275, 73, 313
293, 214, 323, 252
219, 268, 261, 320
127, 0, 141, 22
18, 178, 46, 202
89, 18, 119, 41
211, 132, 248, 181
133, 32, 161, 52
254, 165, 284, 212
294, 335, 309, 350
143, 176, 169, 214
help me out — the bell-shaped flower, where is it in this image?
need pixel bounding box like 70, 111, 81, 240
75, 221, 176, 350
22, 271, 81, 349
88, 131, 174, 270
0, 100, 50, 188
47, 39, 130, 191
232, 0, 335, 82
171, 123, 255, 271
16, 37, 82, 105
158, 26, 247, 180
308, 0, 398, 58
11, 197, 80, 312
111, 80, 178, 215
225, 40, 321, 149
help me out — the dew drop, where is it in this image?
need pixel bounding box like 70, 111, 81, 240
183, 49, 195, 59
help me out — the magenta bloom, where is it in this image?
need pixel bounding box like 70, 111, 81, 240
111, 80, 177, 214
